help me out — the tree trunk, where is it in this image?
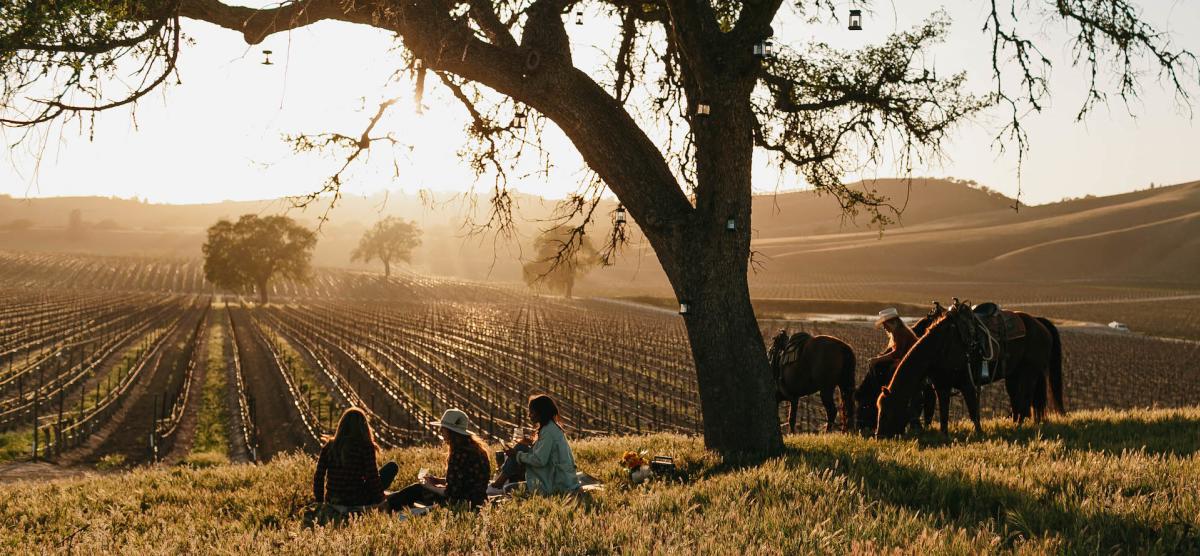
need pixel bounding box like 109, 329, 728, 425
257, 279, 269, 305
667, 78, 783, 458
564, 277, 574, 299
681, 263, 782, 457
383, 258, 391, 279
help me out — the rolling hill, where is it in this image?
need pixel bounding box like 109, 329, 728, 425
2, 178, 1196, 288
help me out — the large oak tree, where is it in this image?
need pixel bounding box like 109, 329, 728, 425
202, 214, 317, 304
2, 0, 1195, 456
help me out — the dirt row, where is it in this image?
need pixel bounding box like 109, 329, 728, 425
226, 306, 319, 460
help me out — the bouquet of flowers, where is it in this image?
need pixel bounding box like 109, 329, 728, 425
621, 450, 652, 484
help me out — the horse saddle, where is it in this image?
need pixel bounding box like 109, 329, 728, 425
972, 303, 1026, 343
779, 332, 812, 367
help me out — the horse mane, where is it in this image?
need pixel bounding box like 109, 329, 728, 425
884, 309, 959, 393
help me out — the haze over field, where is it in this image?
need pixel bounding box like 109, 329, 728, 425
3, 177, 1197, 289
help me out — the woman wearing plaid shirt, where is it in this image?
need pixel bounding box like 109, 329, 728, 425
312, 408, 399, 511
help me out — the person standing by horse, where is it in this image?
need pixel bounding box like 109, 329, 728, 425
871, 308, 918, 374
855, 308, 922, 431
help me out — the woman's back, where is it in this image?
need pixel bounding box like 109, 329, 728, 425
313, 440, 384, 507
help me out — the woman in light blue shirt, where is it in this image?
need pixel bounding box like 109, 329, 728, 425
509, 394, 581, 495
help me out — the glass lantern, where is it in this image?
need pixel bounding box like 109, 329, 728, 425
849, 9, 862, 31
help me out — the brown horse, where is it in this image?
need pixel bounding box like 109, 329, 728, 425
876, 302, 1065, 438
769, 330, 856, 433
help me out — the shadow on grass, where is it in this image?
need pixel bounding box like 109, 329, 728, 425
905, 413, 1200, 457
996, 414, 1200, 457
785, 443, 1199, 553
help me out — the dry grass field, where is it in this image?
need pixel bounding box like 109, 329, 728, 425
1, 408, 1197, 554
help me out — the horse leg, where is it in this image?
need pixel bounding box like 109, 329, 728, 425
961, 384, 984, 435
936, 385, 952, 437
922, 383, 936, 428
788, 399, 799, 434
820, 388, 837, 433
1005, 377, 1021, 424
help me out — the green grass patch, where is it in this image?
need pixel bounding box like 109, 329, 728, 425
0, 407, 1197, 553
0, 428, 31, 462
192, 321, 230, 456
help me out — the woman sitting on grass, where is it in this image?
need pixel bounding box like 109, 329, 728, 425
499, 394, 581, 495
387, 408, 491, 511
312, 407, 398, 512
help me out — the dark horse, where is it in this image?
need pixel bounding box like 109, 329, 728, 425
853, 310, 938, 434
769, 330, 856, 433
876, 301, 1065, 438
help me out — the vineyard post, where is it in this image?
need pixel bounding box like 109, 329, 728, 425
31, 386, 38, 462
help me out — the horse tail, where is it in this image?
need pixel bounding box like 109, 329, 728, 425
838, 341, 856, 431
1038, 317, 1066, 414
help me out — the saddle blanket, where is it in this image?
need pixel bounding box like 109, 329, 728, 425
779, 332, 812, 367
979, 310, 1026, 342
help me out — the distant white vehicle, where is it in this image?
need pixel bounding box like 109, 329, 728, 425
1108, 321, 1131, 332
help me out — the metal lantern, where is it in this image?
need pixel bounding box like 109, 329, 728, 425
575, 8, 583, 25
753, 40, 775, 59
696, 103, 711, 116
615, 205, 627, 225
726, 217, 737, 231
679, 301, 691, 315
261, 49, 274, 65
513, 109, 528, 129
848, 9, 862, 31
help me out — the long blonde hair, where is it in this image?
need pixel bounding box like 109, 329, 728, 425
323, 407, 378, 463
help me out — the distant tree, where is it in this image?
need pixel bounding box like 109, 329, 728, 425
522, 227, 598, 299
202, 215, 316, 304
94, 219, 122, 231
67, 209, 85, 241
351, 217, 422, 278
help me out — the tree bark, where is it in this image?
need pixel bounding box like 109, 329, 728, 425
668, 81, 784, 457
681, 261, 782, 457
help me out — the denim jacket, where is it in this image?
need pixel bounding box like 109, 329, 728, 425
516, 421, 581, 494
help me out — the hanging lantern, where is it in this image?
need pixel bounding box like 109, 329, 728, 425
261, 49, 274, 65
513, 109, 528, 129
696, 103, 711, 116
726, 217, 737, 231
615, 205, 627, 225
753, 40, 775, 59
678, 301, 691, 315
848, 9, 863, 31
575, 8, 584, 25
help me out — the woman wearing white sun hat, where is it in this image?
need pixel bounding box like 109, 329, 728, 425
870, 308, 917, 373
385, 408, 491, 511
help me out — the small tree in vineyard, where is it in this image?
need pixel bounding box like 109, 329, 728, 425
523, 227, 598, 299
202, 215, 316, 304
66, 209, 85, 241
351, 217, 422, 279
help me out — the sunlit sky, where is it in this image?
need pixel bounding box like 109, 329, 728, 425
1, 1, 1198, 206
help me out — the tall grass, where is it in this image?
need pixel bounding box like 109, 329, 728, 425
0, 407, 1196, 554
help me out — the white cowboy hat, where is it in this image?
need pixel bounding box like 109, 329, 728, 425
430, 408, 471, 436
875, 308, 900, 328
